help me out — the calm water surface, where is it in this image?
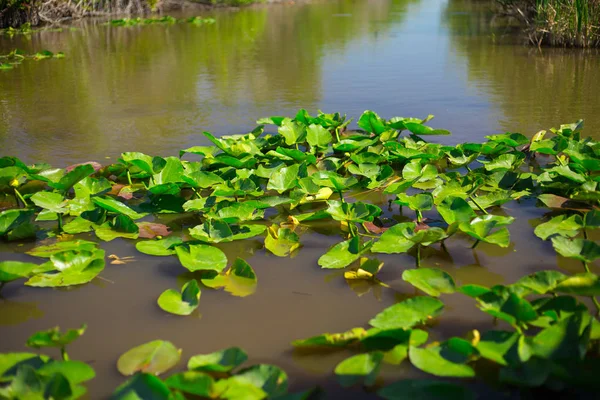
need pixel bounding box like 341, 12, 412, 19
1, 0, 599, 398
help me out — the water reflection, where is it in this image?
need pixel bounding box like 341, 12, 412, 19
443, 0, 600, 138
0, 299, 44, 325
0, 0, 416, 164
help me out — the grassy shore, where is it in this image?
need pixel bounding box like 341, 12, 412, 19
499, 0, 600, 47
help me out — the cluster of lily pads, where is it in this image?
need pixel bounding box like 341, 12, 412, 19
106, 16, 216, 27
0, 49, 64, 70
0, 325, 317, 399
1, 108, 599, 397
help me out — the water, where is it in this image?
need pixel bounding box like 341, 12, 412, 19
1, 0, 599, 398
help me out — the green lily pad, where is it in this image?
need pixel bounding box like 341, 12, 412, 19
409, 344, 475, 378
402, 268, 456, 297
117, 340, 181, 376
334, 352, 383, 387
265, 226, 301, 257
92, 196, 146, 220
318, 237, 372, 269
25, 249, 105, 287
111, 373, 171, 400
26, 240, 98, 258
201, 258, 257, 297
534, 214, 583, 240
26, 324, 86, 349
551, 237, 600, 263
554, 273, 600, 296
188, 220, 266, 243
157, 280, 201, 316
175, 244, 227, 273
0, 261, 39, 283
372, 223, 447, 254
369, 296, 444, 330
136, 237, 183, 256
187, 347, 247, 373
164, 371, 213, 397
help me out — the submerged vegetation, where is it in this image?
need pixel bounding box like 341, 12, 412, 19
498, 0, 600, 46
1, 108, 599, 397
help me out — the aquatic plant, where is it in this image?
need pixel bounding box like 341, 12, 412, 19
105, 15, 215, 27
0, 48, 64, 70
498, 0, 600, 47
0, 108, 599, 397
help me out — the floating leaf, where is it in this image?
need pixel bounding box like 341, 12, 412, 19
318, 237, 372, 269
513, 270, 567, 294
334, 352, 383, 387
27, 325, 86, 349
534, 214, 583, 240
112, 373, 171, 400
554, 273, 600, 296
291, 328, 367, 349
409, 344, 475, 378
265, 226, 301, 257
136, 237, 183, 256
164, 371, 213, 397
117, 340, 181, 376
0, 261, 39, 283
372, 223, 447, 254
26, 249, 105, 287
92, 196, 146, 220
187, 347, 247, 373
26, 240, 98, 258
551, 237, 600, 263
189, 220, 266, 243
175, 244, 227, 272
157, 280, 201, 316
402, 268, 456, 297
201, 258, 257, 297
369, 296, 444, 330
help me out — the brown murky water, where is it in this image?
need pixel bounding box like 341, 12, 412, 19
1, 0, 599, 398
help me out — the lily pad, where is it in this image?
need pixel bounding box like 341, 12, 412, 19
117, 340, 181, 376
136, 237, 183, 256
201, 258, 257, 297
402, 268, 456, 297
175, 244, 228, 272
369, 296, 444, 330
334, 352, 383, 387
157, 280, 201, 316
188, 347, 247, 373
318, 237, 372, 269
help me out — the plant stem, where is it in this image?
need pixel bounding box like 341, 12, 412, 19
440, 240, 449, 254
469, 196, 488, 215
416, 210, 423, 223
126, 170, 133, 186
582, 261, 600, 315
471, 240, 480, 249
57, 213, 63, 232
14, 188, 26, 207
61, 347, 69, 361
416, 244, 421, 268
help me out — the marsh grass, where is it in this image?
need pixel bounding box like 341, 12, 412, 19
500, 0, 600, 47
